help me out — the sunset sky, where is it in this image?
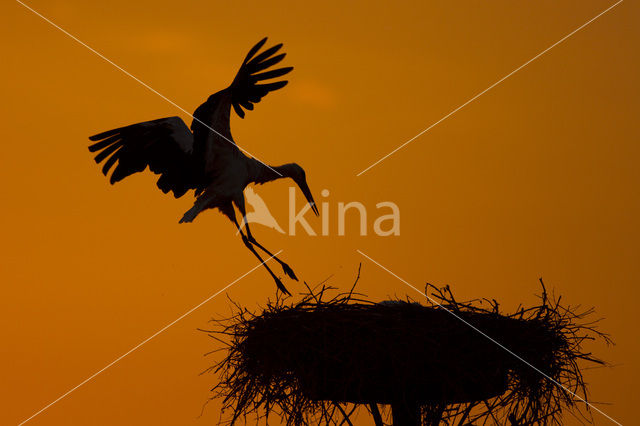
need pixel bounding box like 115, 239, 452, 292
2, 1, 638, 424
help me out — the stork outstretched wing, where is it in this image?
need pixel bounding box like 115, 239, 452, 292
229, 37, 293, 119
189, 38, 293, 151
88, 116, 201, 198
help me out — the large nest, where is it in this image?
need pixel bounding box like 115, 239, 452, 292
203, 271, 610, 425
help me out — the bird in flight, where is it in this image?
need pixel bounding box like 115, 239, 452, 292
88, 37, 318, 295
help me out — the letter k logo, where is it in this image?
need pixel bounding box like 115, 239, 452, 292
237, 186, 285, 234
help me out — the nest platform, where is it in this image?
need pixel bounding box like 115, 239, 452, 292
205, 277, 609, 425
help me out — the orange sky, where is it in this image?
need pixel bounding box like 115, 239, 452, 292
2, 1, 638, 424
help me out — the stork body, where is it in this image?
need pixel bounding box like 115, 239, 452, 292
88, 38, 317, 295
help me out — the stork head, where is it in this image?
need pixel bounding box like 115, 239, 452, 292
286, 163, 318, 216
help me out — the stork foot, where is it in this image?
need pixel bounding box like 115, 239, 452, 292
274, 276, 292, 296
281, 263, 298, 281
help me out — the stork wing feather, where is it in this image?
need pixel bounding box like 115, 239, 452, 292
229, 37, 293, 118
88, 116, 201, 198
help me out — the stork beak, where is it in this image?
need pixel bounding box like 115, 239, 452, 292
297, 179, 319, 216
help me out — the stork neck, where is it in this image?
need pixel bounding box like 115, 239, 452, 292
250, 161, 293, 185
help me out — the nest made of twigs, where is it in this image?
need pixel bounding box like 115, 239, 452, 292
203, 271, 610, 425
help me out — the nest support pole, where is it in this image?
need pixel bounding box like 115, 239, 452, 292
369, 403, 384, 426
391, 401, 423, 426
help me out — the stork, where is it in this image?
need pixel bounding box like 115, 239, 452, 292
88, 38, 318, 295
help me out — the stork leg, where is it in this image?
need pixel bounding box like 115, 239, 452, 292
235, 196, 298, 281
243, 222, 298, 280
229, 213, 292, 296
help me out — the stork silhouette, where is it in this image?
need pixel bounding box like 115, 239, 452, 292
88, 38, 317, 295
